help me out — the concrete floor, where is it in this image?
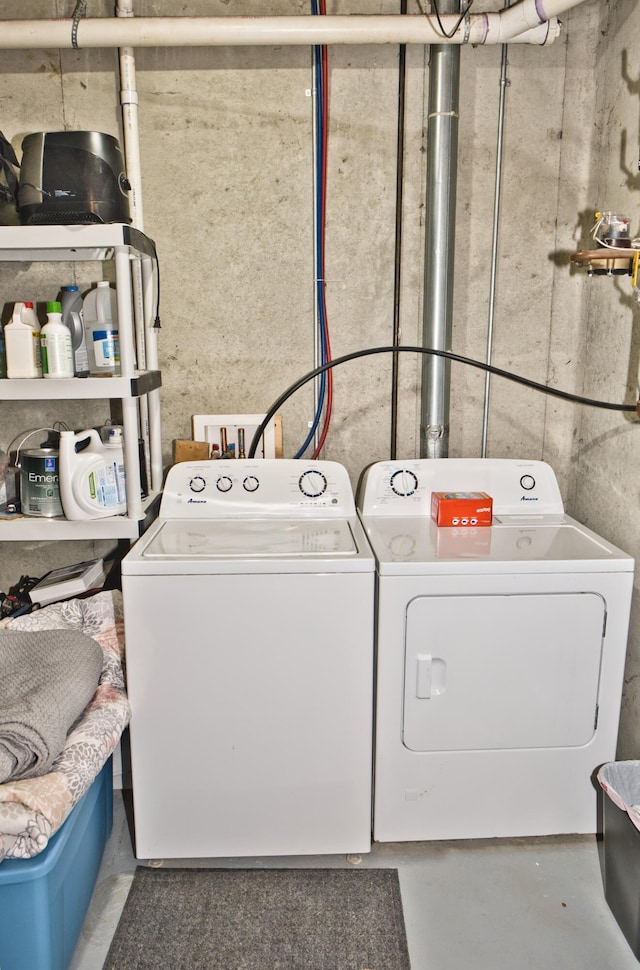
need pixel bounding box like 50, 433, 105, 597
68, 790, 640, 970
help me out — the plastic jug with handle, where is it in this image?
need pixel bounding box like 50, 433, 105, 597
82, 281, 120, 375
59, 428, 127, 519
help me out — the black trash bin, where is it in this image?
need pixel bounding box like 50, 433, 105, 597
599, 761, 640, 958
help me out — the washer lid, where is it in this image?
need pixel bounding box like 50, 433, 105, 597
142, 518, 359, 559
361, 515, 634, 575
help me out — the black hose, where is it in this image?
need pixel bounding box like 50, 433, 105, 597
248, 345, 637, 458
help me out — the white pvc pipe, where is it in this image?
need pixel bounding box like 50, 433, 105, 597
119, 48, 143, 229
115, 0, 163, 495
0, 0, 589, 51
0, 16, 554, 48
115, 0, 143, 229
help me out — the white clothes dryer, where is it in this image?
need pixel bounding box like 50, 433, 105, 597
122, 459, 375, 860
357, 458, 634, 842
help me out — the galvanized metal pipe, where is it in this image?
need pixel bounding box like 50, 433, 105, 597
481, 37, 510, 457
390, 0, 408, 461
420, 6, 460, 459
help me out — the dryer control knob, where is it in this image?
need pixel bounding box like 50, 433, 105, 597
390, 469, 418, 497
188, 475, 206, 493
216, 475, 233, 493
520, 474, 536, 491
298, 469, 327, 498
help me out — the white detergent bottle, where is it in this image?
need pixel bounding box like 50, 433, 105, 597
82, 281, 120, 375
41, 301, 74, 379
5, 301, 43, 378
59, 428, 127, 519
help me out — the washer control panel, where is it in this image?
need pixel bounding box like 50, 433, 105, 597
161, 459, 356, 517
357, 458, 565, 518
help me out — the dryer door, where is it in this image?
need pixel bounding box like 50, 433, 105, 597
403, 592, 605, 752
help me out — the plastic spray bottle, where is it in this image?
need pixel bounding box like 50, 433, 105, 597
41, 301, 74, 379
5, 301, 43, 378
59, 427, 127, 519
60, 285, 89, 376
82, 281, 120, 375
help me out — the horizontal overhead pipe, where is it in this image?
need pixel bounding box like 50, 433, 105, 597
0, 0, 589, 50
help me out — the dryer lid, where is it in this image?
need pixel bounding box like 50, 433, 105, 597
362, 516, 633, 575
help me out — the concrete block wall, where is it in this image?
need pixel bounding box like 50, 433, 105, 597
2, 0, 640, 753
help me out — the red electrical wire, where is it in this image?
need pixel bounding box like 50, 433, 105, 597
312, 4, 333, 459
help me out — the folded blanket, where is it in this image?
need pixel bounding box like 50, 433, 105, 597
0, 628, 103, 783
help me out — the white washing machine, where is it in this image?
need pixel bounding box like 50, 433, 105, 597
357, 458, 634, 842
121, 459, 375, 859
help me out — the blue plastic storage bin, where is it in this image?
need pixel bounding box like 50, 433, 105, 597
0, 758, 113, 970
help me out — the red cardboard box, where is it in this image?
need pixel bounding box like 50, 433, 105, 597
431, 491, 493, 527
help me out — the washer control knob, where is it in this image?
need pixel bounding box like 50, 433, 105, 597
216, 475, 233, 493
390, 469, 419, 497
299, 469, 327, 498
243, 476, 260, 493
188, 475, 206, 493
520, 474, 536, 491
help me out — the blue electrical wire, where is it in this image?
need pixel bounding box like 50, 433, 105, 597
295, 3, 328, 458
295, 18, 326, 455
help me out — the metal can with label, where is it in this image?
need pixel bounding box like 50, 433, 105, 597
19, 447, 63, 517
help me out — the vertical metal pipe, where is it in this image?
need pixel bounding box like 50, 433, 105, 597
481, 31, 510, 456
390, 0, 408, 460
420, 5, 460, 458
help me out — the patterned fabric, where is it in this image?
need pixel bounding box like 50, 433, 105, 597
598, 761, 640, 833
0, 590, 130, 861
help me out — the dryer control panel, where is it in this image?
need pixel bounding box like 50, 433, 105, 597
159, 459, 357, 517
357, 458, 565, 517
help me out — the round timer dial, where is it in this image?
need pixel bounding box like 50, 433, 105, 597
390, 469, 418, 497
299, 469, 328, 498
188, 475, 206, 493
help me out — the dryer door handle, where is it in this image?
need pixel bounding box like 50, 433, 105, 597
415, 654, 447, 699
416, 654, 432, 698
